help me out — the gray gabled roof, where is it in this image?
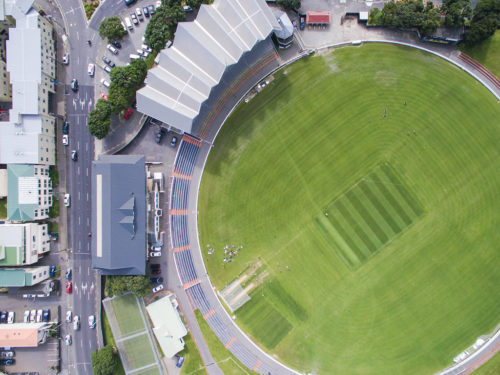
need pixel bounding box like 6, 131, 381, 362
91, 155, 146, 275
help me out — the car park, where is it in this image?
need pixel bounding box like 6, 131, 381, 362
70, 78, 78, 92
88, 315, 96, 329
148, 4, 155, 14
62, 53, 69, 65
104, 65, 112, 73
30, 310, 36, 323
65, 268, 72, 281
65, 282, 72, 294
66, 310, 72, 323
36, 310, 42, 323
88, 63, 95, 77
107, 44, 119, 55
62, 134, 69, 146
152, 284, 164, 293
64, 193, 70, 207
143, 6, 149, 17
124, 109, 133, 119
102, 56, 115, 68
101, 78, 110, 88
150, 251, 161, 257
170, 136, 178, 147
150, 277, 163, 284
0, 359, 14, 366
23, 310, 30, 323
136, 8, 144, 21
155, 128, 166, 143
64, 335, 72, 346
71, 150, 78, 161
0, 351, 14, 359
7, 312, 14, 324
111, 40, 122, 49
0, 311, 7, 323
42, 309, 50, 322
73, 315, 80, 330
62, 122, 69, 134
130, 13, 138, 25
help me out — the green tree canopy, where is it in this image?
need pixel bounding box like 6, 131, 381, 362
88, 99, 111, 139
144, 3, 186, 52
91, 345, 117, 375
105, 275, 151, 297
466, 0, 500, 45
98, 16, 127, 42
442, 0, 472, 26
108, 59, 147, 114
276, 0, 301, 10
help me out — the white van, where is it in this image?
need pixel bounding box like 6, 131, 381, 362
124, 17, 133, 30
129, 54, 141, 60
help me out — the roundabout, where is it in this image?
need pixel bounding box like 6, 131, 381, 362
197, 43, 500, 374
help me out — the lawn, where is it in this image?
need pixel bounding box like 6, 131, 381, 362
474, 350, 500, 375
461, 30, 500, 78
198, 44, 500, 375
179, 332, 206, 375
110, 293, 145, 338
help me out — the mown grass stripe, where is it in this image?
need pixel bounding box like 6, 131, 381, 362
380, 164, 424, 217
329, 207, 369, 262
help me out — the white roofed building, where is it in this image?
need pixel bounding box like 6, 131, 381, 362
137, 0, 279, 136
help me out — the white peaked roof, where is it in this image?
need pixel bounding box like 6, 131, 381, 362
137, 0, 279, 134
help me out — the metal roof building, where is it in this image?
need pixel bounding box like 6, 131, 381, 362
91, 155, 146, 275
137, 0, 279, 135
0, 322, 50, 347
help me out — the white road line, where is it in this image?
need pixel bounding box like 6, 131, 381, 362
85, 143, 89, 151
76, 30, 79, 40
86, 193, 89, 201
78, 241, 81, 249
79, 266, 82, 274
78, 191, 81, 200
87, 243, 90, 251
86, 168, 89, 177
77, 141, 80, 150
77, 166, 80, 175
78, 216, 81, 225
87, 218, 90, 225
88, 267, 90, 276
77, 116, 80, 124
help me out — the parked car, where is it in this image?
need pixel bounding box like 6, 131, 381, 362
66, 310, 73, 323
30, 310, 36, 323
64, 193, 70, 207
7, 312, 14, 324
156, 0, 162, 7
65, 268, 72, 281
170, 136, 178, 147
88, 315, 96, 329
166, 40, 172, 48
143, 5, 149, 17
149, 251, 161, 257
70, 78, 78, 92
151, 245, 161, 252
151, 268, 161, 275
23, 310, 30, 323
124, 0, 136, 5
299, 15, 305, 30
73, 315, 80, 330
36, 310, 42, 323
42, 309, 50, 322
104, 65, 112, 73
136, 7, 144, 21
64, 335, 72, 346
150, 277, 163, 284
155, 128, 166, 144
71, 150, 78, 161
0, 351, 14, 359
130, 13, 138, 25
176, 355, 185, 368
182, 5, 192, 12
0, 359, 14, 365
49, 264, 56, 276
107, 44, 119, 55
102, 56, 115, 68
152, 284, 164, 293
65, 282, 72, 294
62, 53, 69, 65
62, 134, 69, 146
0, 311, 7, 323
62, 122, 69, 134
148, 4, 155, 15
101, 78, 110, 88
124, 109, 133, 119
111, 40, 122, 49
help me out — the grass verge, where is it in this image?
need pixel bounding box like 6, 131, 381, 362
461, 30, 500, 78
102, 309, 126, 375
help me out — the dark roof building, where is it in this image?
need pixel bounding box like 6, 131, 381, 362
306, 11, 331, 25
91, 155, 146, 275
273, 11, 294, 49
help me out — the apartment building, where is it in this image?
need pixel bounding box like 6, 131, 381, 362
0, 223, 50, 266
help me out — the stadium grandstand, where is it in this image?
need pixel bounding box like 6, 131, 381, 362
137, 0, 280, 137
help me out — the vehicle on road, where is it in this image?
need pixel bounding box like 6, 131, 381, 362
66, 310, 72, 323
136, 8, 144, 21
124, 109, 133, 119
0, 359, 14, 366
149, 251, 161, 257
130, 13, 138, 25
170, 136, 178, 147
62, 122, 69, 134
42, 309, 50, 322
36, 310, 42, 323
148, 4, 155, 14
111, 40, 122, 49
107, 44, 119, 55
65, 268, 72, 281
30, 310, 36, 323
155, 128, 166, 144
62, 53, 69, 65
73, 315, 80, 330
102, 56, 115, 68
143, 5, 149, 17
65, 282, 72, 294
71, 150, 78, 161
0, 351, 14, 359
64, 193, 70, 207
88, 63, 95, 77
7, 312, 14, 324
0, 311, 7, 323
62, 134, 69, 146
70, 79, 78, 92
23, 310, 29, 323
152, 284, 164, 293
150, 277, 163, 284
88, 315, 96, 329
64, 335, 72, 346
101, 78, 110, 88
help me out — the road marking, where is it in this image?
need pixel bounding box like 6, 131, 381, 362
78, 191, 81, 200
82, 283, 88, 294
85, 143, 89, 151
76, 30, 79, 40
72, 99, 77, 110
86, 168, 89, 177
86, 192, 89, 201
77, 166, 80, 175
87, 217, 90, 226
77, 116, 80, 124
87, 243, 90, 251
77, 141, 80, 150
79, 266, 82, 274
88, 267, 90, 276
78, 216, 81, 225
78, 241, 81, 249
80, 99, 85, 111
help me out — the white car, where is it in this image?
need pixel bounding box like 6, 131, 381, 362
7, 311, 14, 324
100, 78, 110, 88
30, 309, 36, 323
104, 65, 112, 73
36, 309, 43, 323
156, 0, 161, 8
64, 193, 70, 207
66, 310, 73, 323
65, 334, 72, 346
150, 251, 161, 257
88, 63, 95, 77
62, 134, 69, 146
73, 315, 80, 330
152, 284, 164, 293
107, 44, 119, 55
24, 310, 30, 323
88, 315, 96, 329
62, 53, 69, 65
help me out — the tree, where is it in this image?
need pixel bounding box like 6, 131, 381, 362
91, 345, 117, 375
105, 275, 151, 297
99, 16, 127, 42
88, 99, 111, 139
108, 59, 147, 114
144, 3, 186, 52
186, 0, 212, 8
465, 0, 500, 45
276, 0, 301, 10
442, 0, 472, 27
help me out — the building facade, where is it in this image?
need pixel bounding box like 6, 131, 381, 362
0, 266, 50, 287
0, 223, 50, 266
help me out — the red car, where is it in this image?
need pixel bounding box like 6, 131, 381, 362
124, 109, 133, 120
65, 282, 72, 294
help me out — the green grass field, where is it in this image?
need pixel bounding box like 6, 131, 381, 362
474, 351, 500, 375
121, 334, 156, 369
198, 44, 500, 374
110, 293, 144, 337
461, 30, 500, 78
179, 332, 206, 375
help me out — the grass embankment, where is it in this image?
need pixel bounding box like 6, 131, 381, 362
474, 350, 500, 375
461, 30, 500, 78
179, 332, 206, 375
0, 198, 6, 219
198, 44, 500, 374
